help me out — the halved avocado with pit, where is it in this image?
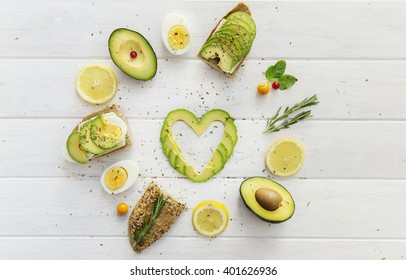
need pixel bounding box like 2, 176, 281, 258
240, 177, 295, 222
108, 28, 157, 81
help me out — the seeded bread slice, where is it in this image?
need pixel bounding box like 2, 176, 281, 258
72, 104, 132, 158
128, 182, 186, 253
198, 2, 253, 78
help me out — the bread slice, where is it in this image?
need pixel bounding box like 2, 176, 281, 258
128, 182, 186, 253
198, 2, 253, 78
72, 104, 132, 159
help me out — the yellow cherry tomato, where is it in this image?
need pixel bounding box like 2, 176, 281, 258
117, 202, 129, 215
257, 82, 270, 95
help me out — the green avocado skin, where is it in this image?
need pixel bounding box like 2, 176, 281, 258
240, 177, 295, 223
108, 28, 157, 81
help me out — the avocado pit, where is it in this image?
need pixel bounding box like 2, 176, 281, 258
255, 188, 282, 211
240, 177, 295, 222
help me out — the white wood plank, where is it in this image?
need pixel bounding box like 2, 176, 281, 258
1, 119, 405, 179
1, 1, 406, 59
1, 0, 406, 262
1, 178, 405, 238
1, 59, 405, 120
0, 236, 404, 259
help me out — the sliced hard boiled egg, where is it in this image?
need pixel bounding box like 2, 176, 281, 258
162, 13, 190, 55
100, 160, 139, 194
102, 112, 128, 144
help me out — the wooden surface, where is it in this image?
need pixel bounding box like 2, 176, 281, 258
1, 0, 406, 259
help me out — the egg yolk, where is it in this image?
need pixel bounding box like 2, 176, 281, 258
104, 167, 128, 190
103, 122, 122, 140
168, 25, 189, 50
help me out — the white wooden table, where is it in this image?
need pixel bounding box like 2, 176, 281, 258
1, 0, 406, 260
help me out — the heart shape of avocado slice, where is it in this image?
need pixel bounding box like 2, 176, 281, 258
160, 109, 238, 182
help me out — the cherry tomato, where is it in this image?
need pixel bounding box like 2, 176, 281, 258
117, 202, 129, 215
130, 51, 137, 59
272, 81, 280, 90
257, 82, 270, 95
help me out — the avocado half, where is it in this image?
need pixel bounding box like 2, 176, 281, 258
108, 28, 157, 81
240, 177, 295, 223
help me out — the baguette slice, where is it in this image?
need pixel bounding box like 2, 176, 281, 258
198, 2, 253, 78
128, 182, 186, 253
73, 104, 132, 159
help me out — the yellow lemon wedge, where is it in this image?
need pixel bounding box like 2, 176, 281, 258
192, 200, 229, 237
75, 64, 118, 104
265, 138, 305, 177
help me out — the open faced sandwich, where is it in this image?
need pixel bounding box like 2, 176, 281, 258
198, 2, 256, 78
128, 182, 186, 253
63, 104, 132, 164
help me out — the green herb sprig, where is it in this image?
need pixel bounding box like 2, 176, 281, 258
133, 193, 168, 246
265, 60, 297, 90
264, 95, 319, 133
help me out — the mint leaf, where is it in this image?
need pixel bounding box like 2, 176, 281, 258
279, 74, 297, 90
265, 60, 286, 81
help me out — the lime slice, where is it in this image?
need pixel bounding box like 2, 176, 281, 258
75, 64, 118, 104
265, 138, 305, 177
192, 200, 229, 237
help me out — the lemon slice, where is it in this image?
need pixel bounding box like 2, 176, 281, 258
265, 138, 305, 177
192, 200, 229, 237
75, 64, 118, 104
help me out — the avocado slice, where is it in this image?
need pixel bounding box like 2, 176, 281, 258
213, 29, 249, 54
108, 28, 157, 81
162, 133, 182, 156
66, 131, 89, 164
217, 143, 229, 164
224, 119, 238, 145
160, 109, 238, 182
225, 11, 257, 34
177, 151, 223, 182
174, 155, 187, 174
203, 36, 243, 64
79, 120, 107, 155
240, 177, 295, 222
184, 165, 216, 183
168, 149, 178, 167
216, 28, 252, 53
90, 115, 121, 149
219, 23, 255, 47
208, 149, 225, 173
200, 45, 236, 73
221, 132, 235, 159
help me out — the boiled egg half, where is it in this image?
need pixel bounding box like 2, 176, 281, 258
162, 13, 190, 55
100, 160, 139, 194
97, 112, 128, 145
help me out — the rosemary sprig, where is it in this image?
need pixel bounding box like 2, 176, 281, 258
133, 193, 168, 246
264, 95, 319, 134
